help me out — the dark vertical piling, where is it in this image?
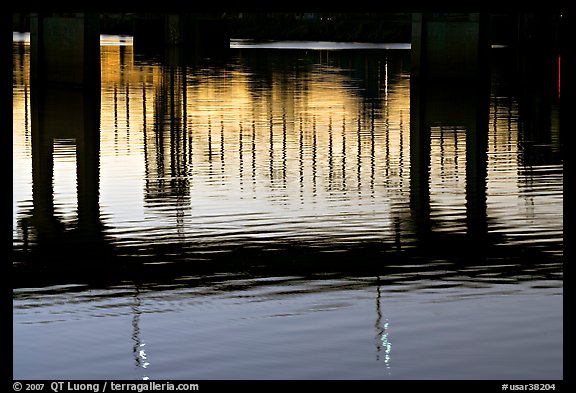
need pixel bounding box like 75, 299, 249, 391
411, 13, 490, 248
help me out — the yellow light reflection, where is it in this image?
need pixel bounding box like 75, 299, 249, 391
12, 35, 561, 249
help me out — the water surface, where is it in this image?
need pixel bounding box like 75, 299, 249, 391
12, 34, 563, 380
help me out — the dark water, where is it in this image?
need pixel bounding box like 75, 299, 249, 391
13, 34, 563, 380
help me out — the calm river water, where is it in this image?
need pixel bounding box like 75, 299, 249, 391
12, 34, 563, 380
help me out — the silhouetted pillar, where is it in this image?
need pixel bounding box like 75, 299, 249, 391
411, 13, 489, 80
411, 12, 490, 248
30, 84, 102, 242
30, 13, 102, 238
410, 80, 489, 248
30, 13, 100, 87
30, 87, 58, 238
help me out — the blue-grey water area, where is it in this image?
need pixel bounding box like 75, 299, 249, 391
13, 34, 563, 380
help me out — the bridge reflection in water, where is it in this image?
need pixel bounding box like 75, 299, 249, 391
12, 30, 563, 380
12, 33, 562, 289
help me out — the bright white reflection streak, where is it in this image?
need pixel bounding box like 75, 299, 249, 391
381, 320, 392, 372
132, 284, 150, 381
375, 279, 391, 374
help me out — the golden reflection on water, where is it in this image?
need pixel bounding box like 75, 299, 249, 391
12, 36, 563, 251
94, 41, 415, 245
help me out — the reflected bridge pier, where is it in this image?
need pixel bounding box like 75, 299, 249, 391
410, 13, 491, 254
22, 83, 114, 262
21, 14, 113, 264
15, 11, 563, 283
